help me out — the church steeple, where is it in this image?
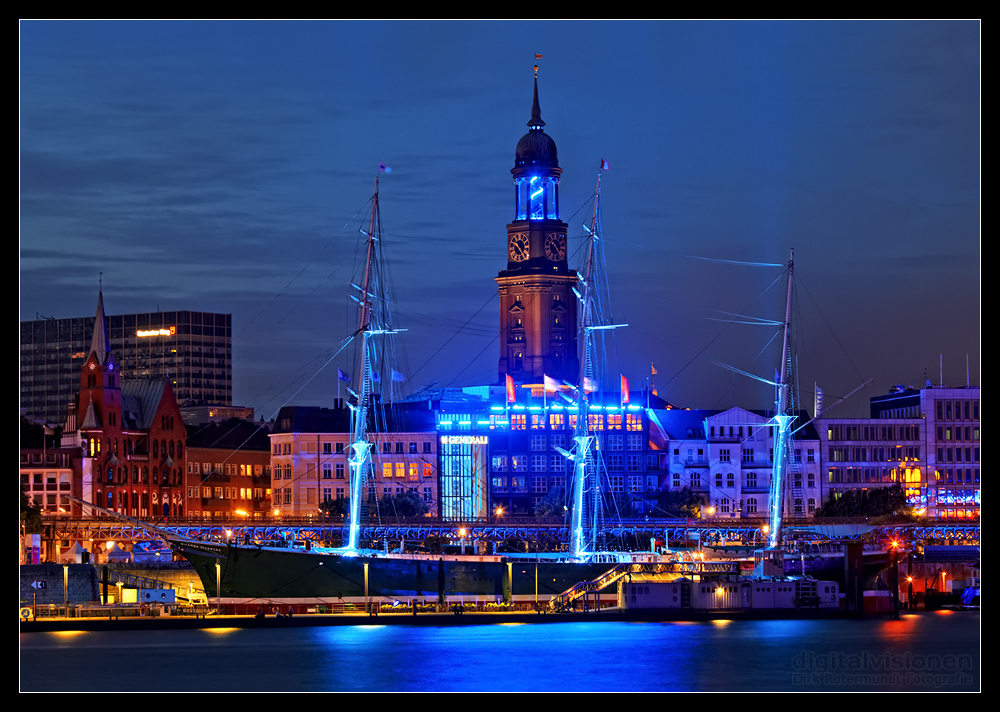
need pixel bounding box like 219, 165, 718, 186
82, 288, 118, 393
497, 64, 578, 385
89, 290, 113, 367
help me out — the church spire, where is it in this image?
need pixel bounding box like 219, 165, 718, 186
528, 71, 545, 130
88, 289, 113, 367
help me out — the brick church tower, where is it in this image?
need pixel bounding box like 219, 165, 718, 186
496, 67, 578, 385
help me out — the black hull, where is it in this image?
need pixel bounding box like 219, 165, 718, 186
174, 539, 616, 601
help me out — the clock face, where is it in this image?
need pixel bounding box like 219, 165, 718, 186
88, 361, 96, 371
545, 232, 566, 261
509, 232, 529, 262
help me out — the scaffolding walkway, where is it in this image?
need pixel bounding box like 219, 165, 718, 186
549, 559, 742, 610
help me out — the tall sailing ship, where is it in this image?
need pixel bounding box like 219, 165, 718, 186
168, 148, 650, 604
167, 68, 841, 610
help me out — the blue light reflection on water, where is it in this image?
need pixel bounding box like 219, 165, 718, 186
20, 613, 979, 692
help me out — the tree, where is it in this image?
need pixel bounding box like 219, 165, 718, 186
378, 490, 429, 518
647, 487, 704, 519
21, 489, 43, 534
318, 497, 350, 518
815, 485, 908, 518
534, 485, 567, 518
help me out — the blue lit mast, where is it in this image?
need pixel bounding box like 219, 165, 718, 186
568, 166, 626, 558
345, 165, 401, 553
766, 249, 795, 550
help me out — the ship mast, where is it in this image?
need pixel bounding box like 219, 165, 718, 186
766, 248, 795, 549
568, 168, 625, 558
345, 166, 401, 553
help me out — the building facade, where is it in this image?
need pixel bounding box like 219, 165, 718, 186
652, 407, 823, 521
59, 292, 188, 519
186, 418, 272, 520
21, 308, 232, 425
820, 383, 981, 520
268, 405, 438, 518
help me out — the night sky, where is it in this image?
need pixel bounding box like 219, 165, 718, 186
20, 21, 980, 420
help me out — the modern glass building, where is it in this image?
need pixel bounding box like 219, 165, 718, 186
20, 310, 232, 425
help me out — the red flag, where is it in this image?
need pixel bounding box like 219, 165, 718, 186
601, 158, 610, 171
621, 375, 630, 405
506, 374, 516, 403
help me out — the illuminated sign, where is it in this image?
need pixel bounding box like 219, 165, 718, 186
440, 435, 489, 446
136, 326, 176, 338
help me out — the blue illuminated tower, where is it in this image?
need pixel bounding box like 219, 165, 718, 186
496, 66, 578, 385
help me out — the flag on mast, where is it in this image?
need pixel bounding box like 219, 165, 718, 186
544, 374, 560, 392
506, 374, 516, 404
621, 375, 630, 405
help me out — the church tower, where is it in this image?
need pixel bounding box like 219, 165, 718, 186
497, 67, 578, 385
77, 290, 122, 455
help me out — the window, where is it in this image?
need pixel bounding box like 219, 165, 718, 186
720, 449, 730, 463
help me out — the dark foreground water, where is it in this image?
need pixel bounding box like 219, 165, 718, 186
20, 611, 979, 692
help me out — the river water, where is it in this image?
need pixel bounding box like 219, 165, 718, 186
20, 611, 979, 692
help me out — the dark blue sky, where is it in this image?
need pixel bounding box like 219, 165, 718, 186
20, 21, 980, 419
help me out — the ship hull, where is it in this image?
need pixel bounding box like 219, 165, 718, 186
172, 539, 616, 601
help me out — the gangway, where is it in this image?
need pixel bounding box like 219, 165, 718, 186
549, 559, 742, 610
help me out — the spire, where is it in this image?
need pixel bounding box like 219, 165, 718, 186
528, 73, 545, 130
89, 290, 112, 366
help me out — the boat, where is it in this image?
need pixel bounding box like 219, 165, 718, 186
165, 151, 654, 605
166, 73, 842, 614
